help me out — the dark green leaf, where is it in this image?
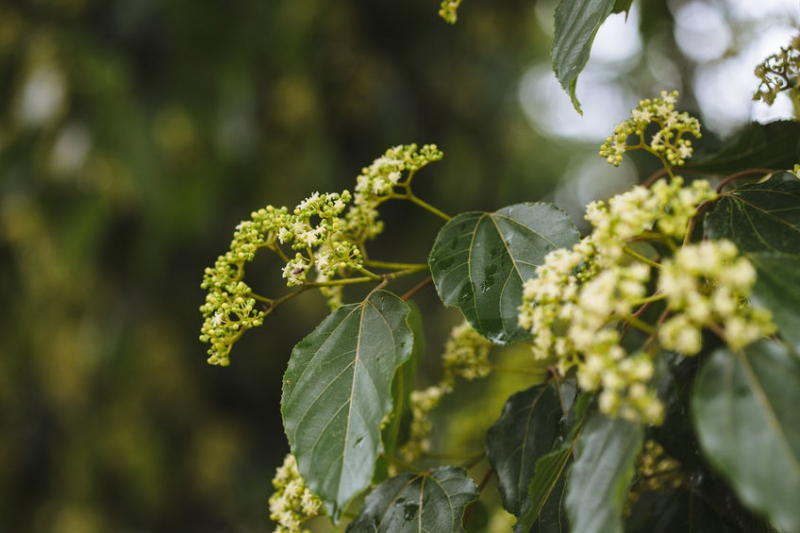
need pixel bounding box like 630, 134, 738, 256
516, 388, 592, 532
517, 448, 571, 533
625, 489, 762, 533
686, 121, 800, 174
552, 0, 615, 113
375, 302, 424, 484
487, 384, 563, 516
345, 466, 479, 533
749, 252, 800, 355
281, 291, 414, 522
692, 340, 800, 533
612, 0, 633, 15
429, 203, 579, 344
704, 172, 800, 253
565, 412, 643, 533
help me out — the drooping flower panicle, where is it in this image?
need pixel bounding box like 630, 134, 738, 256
200, 144, 443, 366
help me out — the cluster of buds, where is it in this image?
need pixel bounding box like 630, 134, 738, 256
626, 441, 684, 514
438, 0, 463, 24
200, 145, 444, 365
200, 206, 289, 365
518, 173, 772, 424
346, 144, 443, 240
400, 319, 494, 462
754, 33, 800, 106
599, 91, 701, 167
268, 454, 322, 533
658, 240, 775, 353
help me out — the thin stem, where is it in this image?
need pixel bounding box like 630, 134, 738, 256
354, 266, 383, 282
401, 276, 433, 301
312, 276, 376, 287
476, 467, 494, 492
365, 259, 428, 271
407, 194, 451, 221
715, 168, 774, 192
251, 293, 273, 304
623, 246, 661, 269
627, 316, 656, 335
643, 166, 670, 188
269, 244, 291, 264
379, 454, 424, 474
425, 450, 486, 462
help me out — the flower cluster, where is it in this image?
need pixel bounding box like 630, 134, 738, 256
345, 144, 443, 241
754, 33, 800, 106
200, 205, 288, 365
268, 454, 323, 533
200, 144, 445, 365
440, 320, 493, 387
438, 0, 463, 24
518, 175, 776, 424
400, 385, 446, 462
599, 91, 701, 167
280, 190, 359, 286
626, 441, 684, 513
659, 240, 775, 353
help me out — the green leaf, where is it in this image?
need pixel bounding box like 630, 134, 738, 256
345, 466, 479, 533
691, 340, 800, 533
625, 490, 760, 533
749, 252, 800, 355
517, 448, 571, 533
281, 290, 414, 522
487, 384, 563, 516
429, 203, 579, 344
704, 172, 800, 253
612, 0, 633, 15
516, 388, 593, 532
565, 412, 643, 533
686, 121, 800, 174
375, 301, 423, 484
552, 0, 616, 113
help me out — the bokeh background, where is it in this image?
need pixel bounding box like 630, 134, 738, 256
1, 0, 797, 531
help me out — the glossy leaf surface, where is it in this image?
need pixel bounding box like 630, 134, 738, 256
345, 466, 479, 533
692, 341, 800, 533
704, 173, 800, 253
749, 252, 800, 355
429, 202, 579, 344
552, 0, 615, 113
487, 384, 562, 516
565, 412, 643, 533
281, 291, 413, 522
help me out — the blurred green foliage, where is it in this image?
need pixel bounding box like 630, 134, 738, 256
0, 0, 746, 530
0, 1, 572, 530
